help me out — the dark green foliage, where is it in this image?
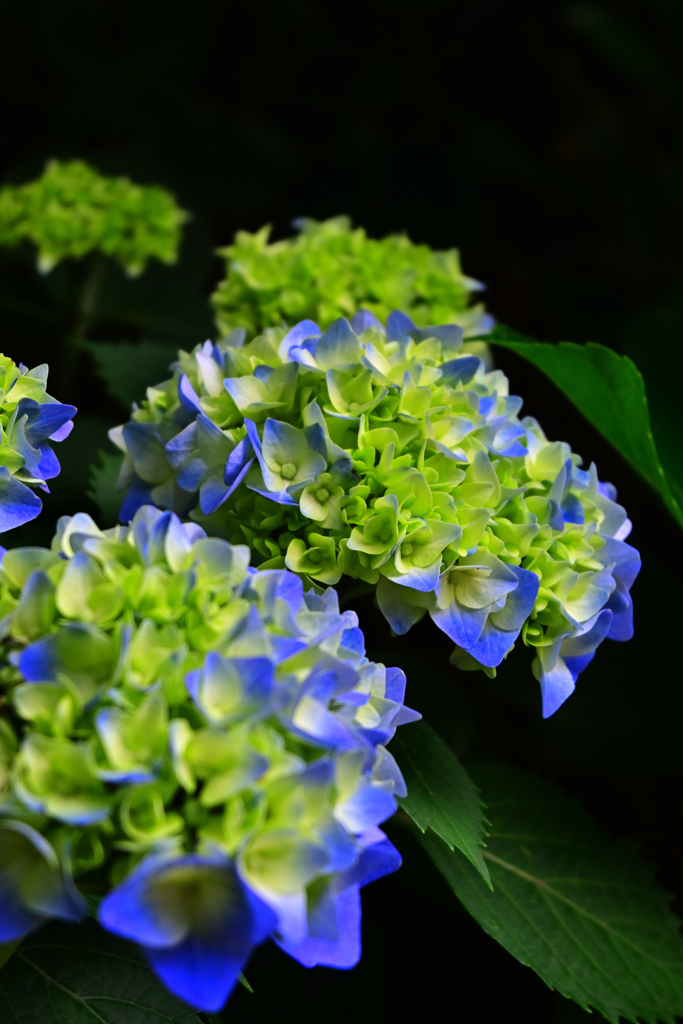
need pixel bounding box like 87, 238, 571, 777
393, 721, 490, 885
490, 325, 683, 530
421, 763, 683, 1024
0, 921, 201, 1024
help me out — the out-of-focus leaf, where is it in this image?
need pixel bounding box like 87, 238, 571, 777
489, 323, 683, 529
89, 449, 123, 526
393, 720, 490, 886
0, 920, 201, 1024
83, 338, 177, 408
421, 763, 683, 1024
0, 939, 20, 971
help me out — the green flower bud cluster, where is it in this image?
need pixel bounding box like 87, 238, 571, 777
0, 506, 414, 975
112, 311, 639, 716
211, 216, 493, 342
0, 160, 187, 276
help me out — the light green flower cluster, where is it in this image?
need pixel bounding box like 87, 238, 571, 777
0, 160, 187, 276
0, 505, 413, 978
112, 312, 640, 716
211, 216, 493, 341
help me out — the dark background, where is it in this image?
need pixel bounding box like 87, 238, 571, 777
1, 1, 682, 1021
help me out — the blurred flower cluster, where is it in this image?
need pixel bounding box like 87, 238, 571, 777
0, 355, 76, 539
112, 311, 640, 716
0, 505, 416, 1010
0, 160, 187, 276
212, 216, 493, 342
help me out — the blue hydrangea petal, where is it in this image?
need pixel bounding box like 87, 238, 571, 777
334, 784, 396, 834
430, 597, 488, 649
0, 468, 42, 532
563, 651, 596, 682
489, 566, 540, 632
166, 423, 198, 469
34, 442, 61, 481
278, 320, 321, 362
385, 310, 417, 343
277, 886, 361, 969
439, 356, 481, 386
349, 310, 382, 333
225, 435, 255, 487
381, 557, 441, 593
561, 492, 585, 525
598, 536, 641, 590
560, 608, 613, 658
177, 456, 206, 492
19, 399, 77, 446
178, 374, 203, 418
376, 577, 428, 634
50, 418, 75, 442
341, 833, 402, 890
605, 581, 634, 641
536, 646, 576, 718
464, 620, 517, 668
119, 475, 154, 523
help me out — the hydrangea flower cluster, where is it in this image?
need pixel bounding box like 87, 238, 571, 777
0, 505, 416, 1011
112, 312, 640, 717
0, 160, 187, 276
212, 216, 493, 341
0, 355, 76, 539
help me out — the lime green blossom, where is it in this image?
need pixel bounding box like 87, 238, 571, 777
211, 217, 493, 341
0, 160, 187, 276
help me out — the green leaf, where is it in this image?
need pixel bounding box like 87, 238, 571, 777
420, 763, 683, 1024
0, 920, 201, 1024
0, 940, 20, 972
88, 450, 124, 527
489, 324, 683, 529
393, 720, 490, 886
83, 339, 176, 408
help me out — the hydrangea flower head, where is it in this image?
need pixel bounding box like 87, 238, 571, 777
0, 505, 417, 1010
212, 216, 493, 340
0, 354, 76, 537
112, 311, 640, 717
0, 160, 187, 276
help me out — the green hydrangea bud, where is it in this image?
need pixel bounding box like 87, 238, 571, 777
211, 217, 493, 343
0, 160, 187, 276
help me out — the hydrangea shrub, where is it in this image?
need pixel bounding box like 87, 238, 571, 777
112, 311, 640, 717
0, 354, 76, 538
0, 160, 187, 276
211, 216, 493, 340
0, 505, 417, 1011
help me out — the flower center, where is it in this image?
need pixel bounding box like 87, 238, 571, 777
402, 543, 413, 557
379, 527, 392, 543
308, 548, 322, 563
280, 462, 297, 480
315, 486, 330, 503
